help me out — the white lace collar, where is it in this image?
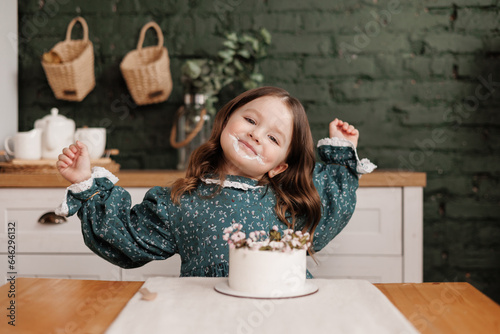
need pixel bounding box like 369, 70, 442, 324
202, 177, 263, 191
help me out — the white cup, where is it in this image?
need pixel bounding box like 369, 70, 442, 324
74, 127, 106, 160
4, 129, 43, 160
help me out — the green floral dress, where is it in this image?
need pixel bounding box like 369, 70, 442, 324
56, 137, 375, 277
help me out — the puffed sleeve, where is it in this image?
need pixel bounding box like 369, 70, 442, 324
55, 167, 177, 268
310, 137, 376, 252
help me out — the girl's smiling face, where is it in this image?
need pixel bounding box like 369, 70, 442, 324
220, 96, 293, 180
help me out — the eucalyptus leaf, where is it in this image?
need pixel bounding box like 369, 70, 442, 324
222, 77, 234, 87
221, 57, 232, 65
223, 66, 235, 76
226, 32, 238, 42
240, 34, 255, 44
243, 80, 258, 90
250, 73, 263, 82
213, 80, 222, 91
183, 61, 202, 79
233, 59, 244, 71
260, 28, 272, 44
218, 49, 235, 60
238, 49, 251, 59
223, 40, 237, 49
251, 39, 259, 52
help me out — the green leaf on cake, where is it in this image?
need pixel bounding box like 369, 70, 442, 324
269, 229, 281, 242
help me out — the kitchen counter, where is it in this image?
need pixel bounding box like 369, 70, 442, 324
0, 169, 426, 188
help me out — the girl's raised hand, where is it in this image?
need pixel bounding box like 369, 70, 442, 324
329, 118, 359, 148
56, 141, 92, 184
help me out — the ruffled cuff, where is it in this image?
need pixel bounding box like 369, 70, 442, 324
317, 137, 377, 175
55, 167, 119, 217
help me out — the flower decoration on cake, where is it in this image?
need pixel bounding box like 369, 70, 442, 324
222, 223, 311, 252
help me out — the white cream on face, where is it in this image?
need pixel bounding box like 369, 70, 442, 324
230, 134, 265, 165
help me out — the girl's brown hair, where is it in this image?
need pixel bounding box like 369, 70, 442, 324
171, 86, 322, 234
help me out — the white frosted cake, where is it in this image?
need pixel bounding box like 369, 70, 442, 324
228, 246, 306, 296
221, 224, 312, 297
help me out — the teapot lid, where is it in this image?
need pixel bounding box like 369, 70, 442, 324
34, 107, 75, 128
47, 107, 67, 119
40, 107, 72, 121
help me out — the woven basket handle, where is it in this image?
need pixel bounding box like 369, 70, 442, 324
170, 106, 207, 149
137, 22, 164, 50
65, 17, 89, 41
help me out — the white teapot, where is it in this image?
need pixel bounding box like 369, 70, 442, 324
35, 108, 75, 160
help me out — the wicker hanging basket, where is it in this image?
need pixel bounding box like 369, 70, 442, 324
120, 22, 173, 106
41, 17, 95, 102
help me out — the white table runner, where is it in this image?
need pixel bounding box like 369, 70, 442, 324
106, 277, 418, 334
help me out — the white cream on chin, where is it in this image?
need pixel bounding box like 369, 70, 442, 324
229, 134, 265, 165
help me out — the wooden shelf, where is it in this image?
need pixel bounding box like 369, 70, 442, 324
359, 170, 426, 187
0, 169, 426, 188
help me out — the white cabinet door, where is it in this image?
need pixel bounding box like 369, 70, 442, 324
0, 187, 150, 254
0, 189, 88, 253
306, 187, 405, 283
324, 188, 402, 255
0, 187, 152, 283
307, 255, 403, 283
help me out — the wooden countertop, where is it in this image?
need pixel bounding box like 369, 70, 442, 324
0, 169, 426, 188
0, 278, 498, 333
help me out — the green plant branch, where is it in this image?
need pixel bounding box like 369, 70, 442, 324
181, 28, 271, 115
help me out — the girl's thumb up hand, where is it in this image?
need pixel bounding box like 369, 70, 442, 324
56, 141, 92, 184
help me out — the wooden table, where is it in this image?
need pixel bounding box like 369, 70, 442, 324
1, 278, 498, 333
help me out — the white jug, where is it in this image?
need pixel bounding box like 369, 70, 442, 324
35, 108, 75, 160
4, 129, 43, 160
75, 127, 106, 160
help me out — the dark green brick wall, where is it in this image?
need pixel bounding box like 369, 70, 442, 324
18, 0, 499, 302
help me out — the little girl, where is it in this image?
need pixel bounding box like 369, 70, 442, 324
56, 86, 376, 277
